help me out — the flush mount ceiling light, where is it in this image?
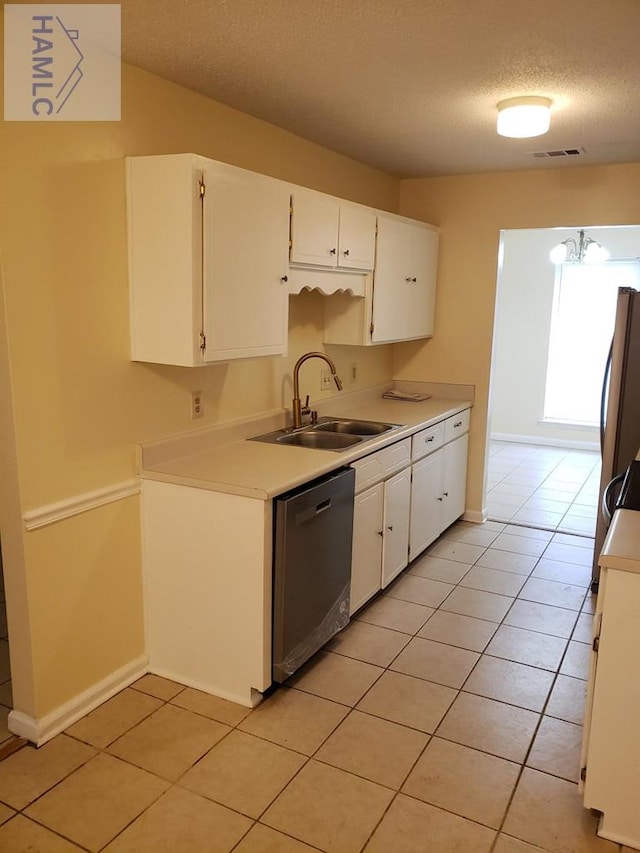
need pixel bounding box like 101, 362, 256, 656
550, 229, 611, 264
497, 96, 552, 138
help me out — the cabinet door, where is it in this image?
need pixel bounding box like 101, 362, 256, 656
338, 206, 376, 271
406, 221, 438, 339
203, 169, 290, 361
442, 434, 468, 531
127, 154, 203, 366
290, 190, 339, 267
409, 449, 444, 561
582, 569, 640, 845
371, 216, 438, 343
350, 483, 384, 615
381, 468, 411, 588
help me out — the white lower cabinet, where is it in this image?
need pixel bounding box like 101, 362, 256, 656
349, 468, 411, 616
142, 408, 470, 702
349, 409, 470, 614
441, 434, 469, 530
350, 484, 385, 614
581, 562, 640, 847
409, 449, 444, 561
381, 468, 412, 587
349, 438, 412, 615
409, 433, 469, 561
142, 479, 272, 707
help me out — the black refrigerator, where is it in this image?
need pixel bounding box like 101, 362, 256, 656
592, 287, 640, 589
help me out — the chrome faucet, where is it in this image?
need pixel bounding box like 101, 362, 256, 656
292, 352, 343, 429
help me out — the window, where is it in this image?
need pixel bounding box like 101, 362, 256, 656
543, 262, 640, 426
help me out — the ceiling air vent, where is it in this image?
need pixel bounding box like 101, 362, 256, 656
531, 147, 586, 159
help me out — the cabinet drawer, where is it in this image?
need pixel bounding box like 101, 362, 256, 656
444, 409, 470, 444
351, 437, 411, 493
411, 423, 445, 462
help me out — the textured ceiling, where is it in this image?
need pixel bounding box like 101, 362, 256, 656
119, 0, 640, 177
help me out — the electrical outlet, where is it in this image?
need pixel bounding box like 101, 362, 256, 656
320, 369, 334, 391
350, 362, 358, 383
191, 390, 203, 419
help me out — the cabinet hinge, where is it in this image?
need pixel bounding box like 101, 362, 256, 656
199, 332, 206, 353
199, 178, 205, 199
580, 766, 587, 782
592, 636, 600, 653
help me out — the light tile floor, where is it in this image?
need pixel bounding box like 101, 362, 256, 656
0, 520, 629, 852
487, 441, 601, 537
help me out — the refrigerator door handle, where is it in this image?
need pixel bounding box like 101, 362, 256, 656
602, 472, 626, 524
599, 342, 613, 456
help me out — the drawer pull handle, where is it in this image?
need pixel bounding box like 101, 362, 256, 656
453, 420, 463, 428
387, 525, 393, 531
437, 496, 444, 502
426, 436, 435, 442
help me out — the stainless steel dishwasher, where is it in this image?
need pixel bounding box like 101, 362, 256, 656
272, 467, 355, 683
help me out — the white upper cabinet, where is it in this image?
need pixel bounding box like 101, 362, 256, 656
371, 214, 439, 343
290, 188, 376, 271
202, 164, 290, 361
128, 153, 440, 361
338, 204, 377, 270
323, 211, 439, 346
127, 154, 291, 366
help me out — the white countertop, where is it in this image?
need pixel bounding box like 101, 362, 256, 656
599, 508, 640, 574
140, 388, 472, 500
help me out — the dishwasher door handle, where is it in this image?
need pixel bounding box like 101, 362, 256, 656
315, 498, 332, 515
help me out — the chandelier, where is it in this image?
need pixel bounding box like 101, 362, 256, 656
550, 230, 610, 264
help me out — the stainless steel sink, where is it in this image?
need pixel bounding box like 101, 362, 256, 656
314, 419, 398, 436
249, 416, 402, 452
276, 431, 362, 450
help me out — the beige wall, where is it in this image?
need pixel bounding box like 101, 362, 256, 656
0, 60, 398, 720
395, 164, 640, 517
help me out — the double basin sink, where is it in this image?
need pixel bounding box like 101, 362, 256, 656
250, 417, 403, 452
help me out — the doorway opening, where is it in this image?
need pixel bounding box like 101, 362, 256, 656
486, 225, 640, 538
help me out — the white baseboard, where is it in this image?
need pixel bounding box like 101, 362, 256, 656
490, 433, 599, 452
9, 655, 148, 746
147, 664, 258, 709
462, 509, 487, 524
